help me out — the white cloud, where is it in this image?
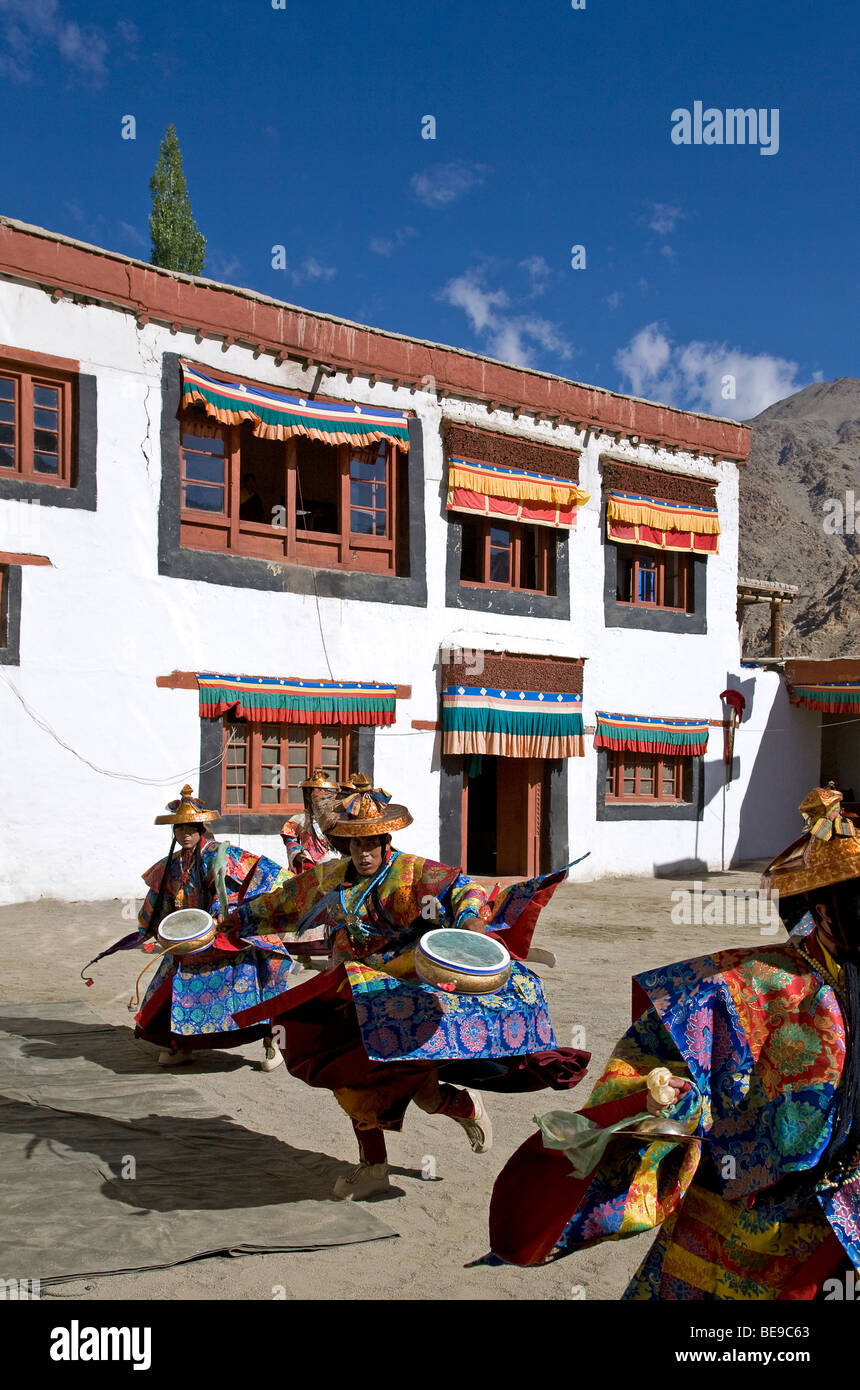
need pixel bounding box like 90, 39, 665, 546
614, 322, 808, 417
607, 291, 622, 311
660, 245, 677, 259
0, 0, 109, 82
520, 255, 552, 296
440, 268, 572, 368
648, 202, 684, 236
410, 162, 488, 208
207, 251, 243, 283
118, 221, 148, 251
292, 257, 335, 283
369, 226, 416, 257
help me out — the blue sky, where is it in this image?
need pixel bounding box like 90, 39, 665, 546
0, 0, 857, 419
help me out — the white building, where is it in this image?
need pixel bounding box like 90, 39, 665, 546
0, 216, 821, 906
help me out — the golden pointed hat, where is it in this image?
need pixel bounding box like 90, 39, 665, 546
300, 766, 339, 791
155, 784, 220, 826
761, 786, 860, 898
329, 774, 412, 838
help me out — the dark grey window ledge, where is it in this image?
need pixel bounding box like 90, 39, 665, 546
603, 529, 707, 635
595, 749, 705, 821
0, 564, 22, 664
159, 353, 427, 605
0, 374, 97, 510
444, 513, 570, 619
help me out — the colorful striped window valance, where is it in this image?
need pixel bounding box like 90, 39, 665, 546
594, 712, 709, 756
442, 686, 585, 759
789, 682, 860, 714
447, 457, 589, 530
198, 674, 397, 726
181, 362, 411, 450
606, 491, 720, 554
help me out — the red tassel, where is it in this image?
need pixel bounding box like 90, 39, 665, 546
85, 978, 94, 987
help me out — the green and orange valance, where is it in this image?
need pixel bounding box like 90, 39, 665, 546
789, 682, 860, 714
442, 685, 585, 759
198, 674, 397, 726
606, 491, 720, 554
447, 457, 589, 530
594, 712, 709, 756
181, 362, 410, 450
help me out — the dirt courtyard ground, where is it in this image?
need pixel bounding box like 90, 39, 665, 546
0, 864, 779, 1302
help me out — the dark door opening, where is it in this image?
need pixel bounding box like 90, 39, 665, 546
466, 758, 498, 876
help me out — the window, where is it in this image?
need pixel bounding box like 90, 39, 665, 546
460, 517, 555, 594
222, 721, 354, 813
616, 547, 692, 611
605, 751, 691, 803
0, 359, 74, 486
179, 410, 401, 575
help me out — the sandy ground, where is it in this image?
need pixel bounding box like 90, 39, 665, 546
0, 864, 780, 1302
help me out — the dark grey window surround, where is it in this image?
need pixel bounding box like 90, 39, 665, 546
0, 374, 97, 510
595, 748, 705, 822
159, 353, 427, 605
603, 516, 707, 635
439, 755, 570, 871
198, 718, 376, 835
0, 564, 22, 665
445, 511, 570, 619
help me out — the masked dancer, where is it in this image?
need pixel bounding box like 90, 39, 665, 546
229, 775, 589, 1200
488, 786, 860, 1300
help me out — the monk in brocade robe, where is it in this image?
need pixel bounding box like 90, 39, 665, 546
133, 785, 295, 1071
280, 766, 342, 874
231, 775, 589, 1200
488, 787, 860, 1300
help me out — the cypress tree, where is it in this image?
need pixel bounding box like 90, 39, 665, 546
148, 125, 206, 275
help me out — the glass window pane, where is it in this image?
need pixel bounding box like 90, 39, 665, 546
374, 510, 386, 532
489, 547, 510, 583
34, 453, 59, 473
184, 453, 225, 484
183, 483, 225, 512
490, 525, 510, 549
0, 402, 15, 422
33, 385, 58, 408
639, 756, 655, 794
34, 408, 57, 429
661, 762, 677, 796
623, 761, 636, 793
0, 448, 14, 468
0, 378, 14, 400
350, 508, 374, 534
0, 421, 14, 442
637, 558, 656, 603
34, 429, 59, 452
182, 430, 224, 456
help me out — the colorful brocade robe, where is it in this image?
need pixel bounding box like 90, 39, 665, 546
494, 914, 860, 1298
280, 816, 341, 874
134, 840, 295, 1045
232, 850, 563, 1069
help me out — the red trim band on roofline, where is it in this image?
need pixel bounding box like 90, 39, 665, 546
0, 218, 750, 462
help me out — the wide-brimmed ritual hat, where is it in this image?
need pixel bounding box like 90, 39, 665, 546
329, 773, 412, 839
300, 767, 339, 791
761, 786, 860, 898
155, 784, 219, 826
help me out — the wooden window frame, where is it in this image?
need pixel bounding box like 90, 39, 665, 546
460, 516, 553, 595
604, 750, 690, 804
0, 354, 75, 488
179, 413, 400, 576
221, 720, 354, 815
615, 546, 692, 612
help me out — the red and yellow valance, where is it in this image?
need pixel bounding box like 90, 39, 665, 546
606, 491, 720, 554
594, 712, 709, 756
181, 362, 410, 450
447, 457, 589, 530
198, 674, 397, 726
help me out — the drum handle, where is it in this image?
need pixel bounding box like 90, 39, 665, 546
128, 946, 172, 1013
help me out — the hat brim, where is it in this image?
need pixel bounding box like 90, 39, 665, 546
155, 808, 220, 825
329, 806, 413, 839
762, 831, 860, 898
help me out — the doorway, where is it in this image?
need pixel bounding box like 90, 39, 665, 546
463, 756, 544, 878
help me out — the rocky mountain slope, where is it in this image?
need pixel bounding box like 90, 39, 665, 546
739, 377, 860, 657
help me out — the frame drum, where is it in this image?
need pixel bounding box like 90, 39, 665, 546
156, 908, 217, 956
414, 927, 511, 994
